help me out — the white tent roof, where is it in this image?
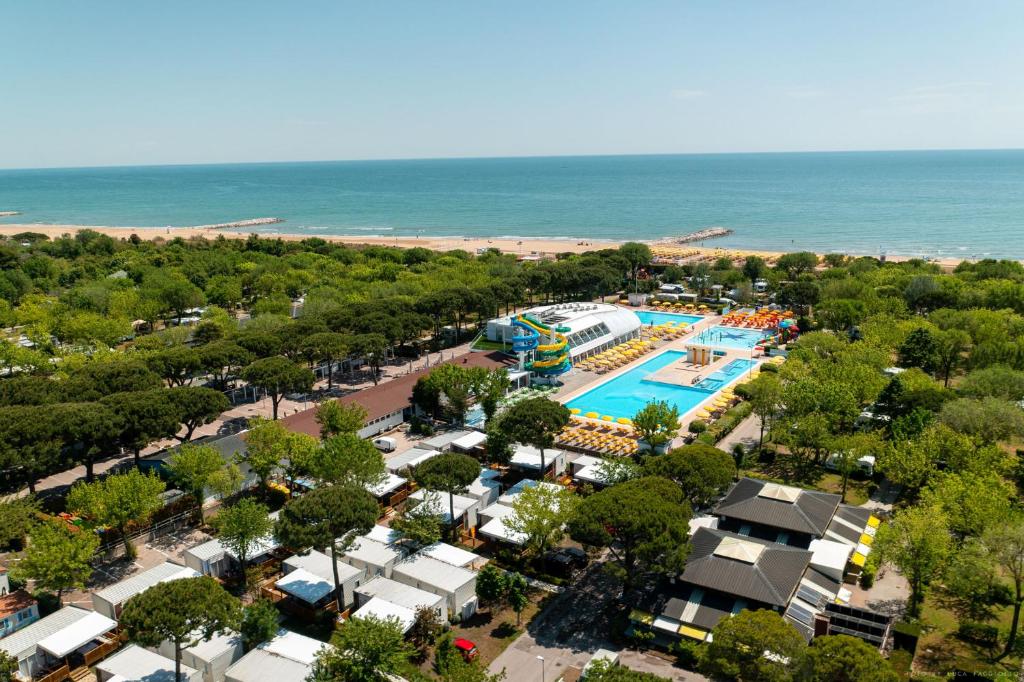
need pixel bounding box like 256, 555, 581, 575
479, 502, 516, 521
351, 597, 416, 633
573, 465, 609, 485
419, 543, 482, 569
478, 517, 526, 546
688, 515, 719, 535
509, 445, 564, 471
97, 645, 197, 682
570, 455, 603, 470
451, 431, 487, 451
366, 473, 406, 498
275, 568, 333, 605
37, 610, 117, 658
283, 550, 363, 585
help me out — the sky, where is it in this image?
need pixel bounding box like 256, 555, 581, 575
2, 1, 1024, 169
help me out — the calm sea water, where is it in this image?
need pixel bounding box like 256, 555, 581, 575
2, 150, 1023, 258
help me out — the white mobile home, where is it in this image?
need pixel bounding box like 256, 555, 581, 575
408, 489, 481, 528
421, 430, 474, 452
0, 607, 118, 680
509, 444, 566, 478
92, 562, 201, 620
340, 536, 403, 579
225, 630, 327, 682
156, 630, 244, 682
391, 554, 478, 620
419, 543, 487, 570
97, 644, 202, 682
354, 577, 445, 622
385, 447, 442, 474
350, 597, 417, 633
183, 525, 281, 579
280, 550, 365, 609
465, 470, 502, 507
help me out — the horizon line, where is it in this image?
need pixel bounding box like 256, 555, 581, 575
2, 145, 1023, 173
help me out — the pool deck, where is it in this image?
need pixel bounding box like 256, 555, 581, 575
554, 307, 766, 446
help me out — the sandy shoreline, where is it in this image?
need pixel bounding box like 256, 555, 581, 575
0, 222, 968, 268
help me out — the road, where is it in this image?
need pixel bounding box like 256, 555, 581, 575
714, 412, 762, 454
488, 560, 707, 682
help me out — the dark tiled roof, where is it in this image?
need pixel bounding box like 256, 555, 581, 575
281, 352, 515, 438
713, 478, 841, 538
682, 528, 812, 607
803, 567, 842, 596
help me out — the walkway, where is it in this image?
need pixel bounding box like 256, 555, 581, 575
714, 412, 763, 453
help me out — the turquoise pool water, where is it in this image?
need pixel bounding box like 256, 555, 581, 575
691, 326, 768, 350
635, 311, 704, 327
565, 352, 755, 419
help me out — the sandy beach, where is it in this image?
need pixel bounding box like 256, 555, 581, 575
0, 222, 967, 269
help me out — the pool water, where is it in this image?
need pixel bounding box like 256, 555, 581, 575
690, 326, 768, 350
564, 351, 755, 419
635, 311, 704, 327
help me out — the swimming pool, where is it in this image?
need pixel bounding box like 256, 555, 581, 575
690, 326, 768, 350
564, 351, 755, 419
635, 311, 704, 327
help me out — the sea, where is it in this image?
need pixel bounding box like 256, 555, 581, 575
2, 149, 1023, 259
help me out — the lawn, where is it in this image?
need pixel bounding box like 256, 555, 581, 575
471, 335, 513, 353
449, 590, 548, 665
914, 589, 1021, 680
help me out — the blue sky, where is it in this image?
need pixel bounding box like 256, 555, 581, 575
2, 1, 1023, 168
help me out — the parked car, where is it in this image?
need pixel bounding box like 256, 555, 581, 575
453, 638, 479, 662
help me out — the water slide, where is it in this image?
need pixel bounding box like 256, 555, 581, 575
512, 314, 572, 376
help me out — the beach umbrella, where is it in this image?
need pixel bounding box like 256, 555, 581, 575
602, 415, 615, 422
569, 408, 581, 415
585, 412, 599, 419
617, 417, 633, 425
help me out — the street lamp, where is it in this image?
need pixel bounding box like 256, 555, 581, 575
537, 655, 545, 682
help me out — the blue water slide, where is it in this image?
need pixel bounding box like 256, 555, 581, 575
511, 319, 540, 353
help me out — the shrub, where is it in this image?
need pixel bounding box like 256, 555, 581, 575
688, 419, 707, 434
759, 362, 779, 373
733, 383, 753, 400
859, 567, 875, 589
671, 639, 701, 668
957, 621, 999, 648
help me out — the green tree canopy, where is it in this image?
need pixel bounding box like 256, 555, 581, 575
632, 400, 681, 452
67, 468, 165, 559
873, 504, 951, 618
101, 389, 182, 465
12, 520, 98, 603
505, 482, 579, 558
215, 498, 273, 572
700, 609, 808, 682
500, 397, 570, 477
274, 486, 378, 611
240, 357, 315, 419
311, 432, 386, 489
641, 444, 734, 507
568, 476, 691, 594
120, 576, 240, 682
414, 452, 481, 540
165, 443, 225, 521
310, 615, 413, 682
802, 634, 897, 682
315, 399, 368, 438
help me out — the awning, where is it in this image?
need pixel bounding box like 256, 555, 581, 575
38, 611, 117, 658
678, 624, 709, 641
276, 568, 333, 605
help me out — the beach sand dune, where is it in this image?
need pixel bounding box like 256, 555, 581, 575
0, 222, 966, 269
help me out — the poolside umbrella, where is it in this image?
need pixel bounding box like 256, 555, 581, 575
602, 415, 615, 422
617, 417, 633, 425
585, 412, 599, 419
569, 408, 581, 415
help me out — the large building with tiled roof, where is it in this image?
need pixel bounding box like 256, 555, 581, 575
630, 478, 882, 643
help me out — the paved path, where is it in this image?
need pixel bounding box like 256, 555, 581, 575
715, 412, 762, 453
